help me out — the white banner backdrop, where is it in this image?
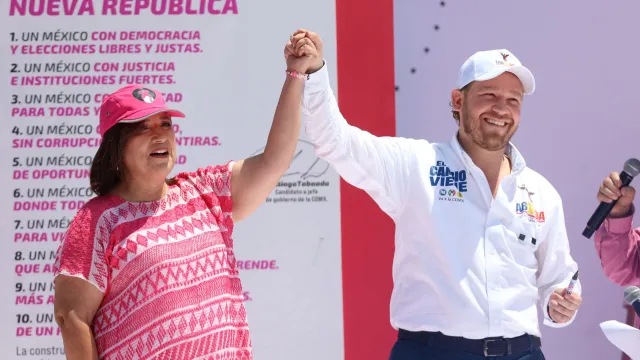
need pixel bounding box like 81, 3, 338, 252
0, 1, 343, 359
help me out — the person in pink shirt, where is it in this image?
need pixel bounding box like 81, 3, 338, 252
52, 36, 320, 360
594, 171, 640, 327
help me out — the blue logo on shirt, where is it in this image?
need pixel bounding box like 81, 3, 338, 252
429, 161, 467, 192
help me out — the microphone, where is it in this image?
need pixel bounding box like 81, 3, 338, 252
582, 158, 640, 239
624, 286, 640, 318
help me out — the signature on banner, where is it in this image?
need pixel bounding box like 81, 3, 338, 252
251, 139, 329, 180
251, 140, 332, 204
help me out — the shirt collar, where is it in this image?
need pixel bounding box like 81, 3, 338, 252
449, 132, 527, 174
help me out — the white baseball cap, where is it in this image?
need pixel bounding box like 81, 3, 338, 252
457, 49, 535, 95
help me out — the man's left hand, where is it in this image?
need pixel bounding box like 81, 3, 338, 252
549, 288, 582, 323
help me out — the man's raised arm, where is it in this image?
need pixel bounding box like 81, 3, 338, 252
292, 30, 414, 218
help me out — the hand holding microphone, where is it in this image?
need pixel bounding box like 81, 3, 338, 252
598, 172, 637, 218
582, 158, 640, 238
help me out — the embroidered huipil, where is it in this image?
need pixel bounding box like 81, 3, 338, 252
302, 63, 580, 339
53, 163, 252, 360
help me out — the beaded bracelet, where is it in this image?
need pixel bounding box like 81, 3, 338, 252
285, 69, 309, 80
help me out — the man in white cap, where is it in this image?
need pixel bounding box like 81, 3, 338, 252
288, 29, 583, 359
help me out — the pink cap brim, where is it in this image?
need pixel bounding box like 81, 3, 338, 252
118, 106, 186, 123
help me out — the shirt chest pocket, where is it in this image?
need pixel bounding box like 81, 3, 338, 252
506, 189, 546, 252
501, 215, 543, 272
507, 219, 541, 249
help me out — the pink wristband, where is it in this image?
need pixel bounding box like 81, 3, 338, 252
285, 69, 308, 80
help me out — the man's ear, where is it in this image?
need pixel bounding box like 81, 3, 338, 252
451, 89, 463, 112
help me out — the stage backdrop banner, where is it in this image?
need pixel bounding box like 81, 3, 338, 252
394, 1, 640, 359
0, 1, 344, 359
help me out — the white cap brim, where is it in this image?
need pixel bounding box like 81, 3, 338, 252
474, 65, 535, 95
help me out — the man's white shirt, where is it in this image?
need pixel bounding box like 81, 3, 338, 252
301, 62, 581, 339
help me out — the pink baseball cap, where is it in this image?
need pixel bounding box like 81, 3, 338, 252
98, 84, 185, 137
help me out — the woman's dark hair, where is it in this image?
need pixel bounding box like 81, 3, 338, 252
90, 123, 139, 196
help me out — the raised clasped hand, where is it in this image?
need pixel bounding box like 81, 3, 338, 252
284, 29, 324, 74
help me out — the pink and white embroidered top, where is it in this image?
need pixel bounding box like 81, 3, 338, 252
53, 163, 252, 360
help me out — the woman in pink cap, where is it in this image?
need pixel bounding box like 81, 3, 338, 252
53, 35, 319, 359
